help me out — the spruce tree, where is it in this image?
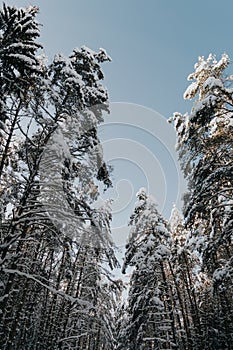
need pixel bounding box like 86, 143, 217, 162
122, 189, 177, 350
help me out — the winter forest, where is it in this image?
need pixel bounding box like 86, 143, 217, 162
0, 4, 232, 350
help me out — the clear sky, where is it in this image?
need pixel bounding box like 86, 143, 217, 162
7, 0, 233, 116
4, 0, 233, 248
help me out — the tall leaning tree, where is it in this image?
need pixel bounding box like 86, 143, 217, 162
170, 53, 233, 349
0, 4, 119, 349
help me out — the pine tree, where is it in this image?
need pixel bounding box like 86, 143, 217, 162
170, 53, 233, 349
169, 206, 204, 349
0, 4, 118, 349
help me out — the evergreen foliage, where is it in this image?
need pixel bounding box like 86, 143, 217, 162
0, 4, 119, 349
0, 4, 232, 349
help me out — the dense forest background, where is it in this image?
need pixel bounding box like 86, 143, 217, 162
0, 4, 232, 349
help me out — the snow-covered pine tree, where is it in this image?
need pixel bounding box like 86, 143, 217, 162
169, 206, 204, 349
115, 303, 129, 350
0, 4, 118, 349
170, 53, 233, 349
121, 189, 177, 350
0, 7, 45, 338
0, 3, 42, 97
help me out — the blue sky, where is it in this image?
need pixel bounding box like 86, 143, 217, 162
37, 0, 233, 117
7, 0, 233, 116
4, 1, 233, 247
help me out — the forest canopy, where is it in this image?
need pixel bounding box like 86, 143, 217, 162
0, 3, 232, 350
